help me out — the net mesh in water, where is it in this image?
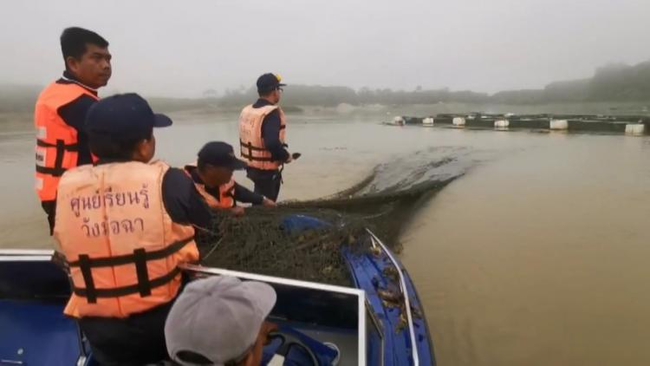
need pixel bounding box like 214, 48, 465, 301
198, 178, 454, 287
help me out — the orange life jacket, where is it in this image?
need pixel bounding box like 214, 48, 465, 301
35, 82, 99, 202
239, 104, 287, 171
54, 160, 199, 319
183, 164, 236, 209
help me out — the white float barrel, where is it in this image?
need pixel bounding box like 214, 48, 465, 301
494, 119, 509, 128
625, 123, 645, 136
453, 117, 466, 126
422, 117, 434, 126
393, 116, 405, 125
550, 119, 569, 130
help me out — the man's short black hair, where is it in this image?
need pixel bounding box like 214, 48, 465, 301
88, 131, 152, 161
60, 27, 109, 63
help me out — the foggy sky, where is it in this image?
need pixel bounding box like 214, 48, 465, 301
1, 0, 649, 98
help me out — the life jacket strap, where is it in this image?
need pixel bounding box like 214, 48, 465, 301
69, 238, 194, 303
73, 267, 182, 304
67, 237, 194, 268
36, 139, 80, 177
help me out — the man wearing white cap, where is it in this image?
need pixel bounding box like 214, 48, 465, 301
164, 276, 279, 366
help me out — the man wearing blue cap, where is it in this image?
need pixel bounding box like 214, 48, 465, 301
239, 73, 298, 202
184, 141, 277, 216
53, 93, 213, 366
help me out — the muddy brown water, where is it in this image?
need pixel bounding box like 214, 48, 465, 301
1, 113, 649, 365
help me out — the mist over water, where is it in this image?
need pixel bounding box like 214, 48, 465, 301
2, 0, 650, 97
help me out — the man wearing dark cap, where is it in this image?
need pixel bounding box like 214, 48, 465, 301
238, 73, 297, 202
35, 26, 112, 235
184, 141, 276, 216
53, 93, 213, 366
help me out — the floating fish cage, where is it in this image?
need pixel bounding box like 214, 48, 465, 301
386, 113, 649, 135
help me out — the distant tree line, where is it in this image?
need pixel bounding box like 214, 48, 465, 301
216, 61, 650, 107
2, 61, 649, 115
492, 61, 650, 104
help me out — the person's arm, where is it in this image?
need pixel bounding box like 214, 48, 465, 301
162, 168, 212, 227
261, 110, 290, 163
58, 95, 97, 165
233, 182, 265, 205
162, 168, 216, 258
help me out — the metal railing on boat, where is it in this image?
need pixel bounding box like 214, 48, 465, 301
366, 229, 421, 366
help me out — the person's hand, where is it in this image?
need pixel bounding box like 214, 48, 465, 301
285, 152, 301, 164
243, 321, 280, 366
230, 206, 245, 217
51, 251, 69, 273
262, 198, 277, 208
260, 321, 279, 345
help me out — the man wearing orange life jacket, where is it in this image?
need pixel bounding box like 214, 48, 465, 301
35, 27, 112, 235
239, 73, 297, 202
184, 141, 276, 217
54, 93, 213, 366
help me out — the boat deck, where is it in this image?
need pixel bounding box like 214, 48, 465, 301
274, 319, 359, 366
0, 300, 86, 365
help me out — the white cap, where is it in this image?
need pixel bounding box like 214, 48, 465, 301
164, 275, 277, 366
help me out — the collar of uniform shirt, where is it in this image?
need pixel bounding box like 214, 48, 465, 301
95, 158, 131, 165
189, 168, 204, 184
61, 70, 99, 94
253, 98, 274, 108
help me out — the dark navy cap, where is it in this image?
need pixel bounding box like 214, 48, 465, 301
197, 141, 247, 170
85, 93, 172, 141
256, 73, 286, 94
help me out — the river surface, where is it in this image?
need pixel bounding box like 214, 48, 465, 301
1, 112, 649, 366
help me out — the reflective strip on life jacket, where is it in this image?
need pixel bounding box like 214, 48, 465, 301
55, 160, 199, 319
35, 139, 80, 176
238, 104, 287, 171
35, 82, 99, 201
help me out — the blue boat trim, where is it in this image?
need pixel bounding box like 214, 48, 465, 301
367, 230, 435, 366
341, 229, 435, 366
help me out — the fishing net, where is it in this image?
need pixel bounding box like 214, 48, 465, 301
198, 163, 457, 287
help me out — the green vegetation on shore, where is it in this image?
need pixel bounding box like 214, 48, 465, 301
213, 60, 650, 108
2, 61, 649, 117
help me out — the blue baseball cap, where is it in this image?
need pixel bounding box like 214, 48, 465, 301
256, 73, 286, 94
85, 93, 172, 142
197, 141, 247, 170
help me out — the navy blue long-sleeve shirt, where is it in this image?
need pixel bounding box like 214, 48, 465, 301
161, 168, 214, 228
56, 71, 98, 166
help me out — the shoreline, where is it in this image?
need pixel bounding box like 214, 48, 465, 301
3, 100, 649, 134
